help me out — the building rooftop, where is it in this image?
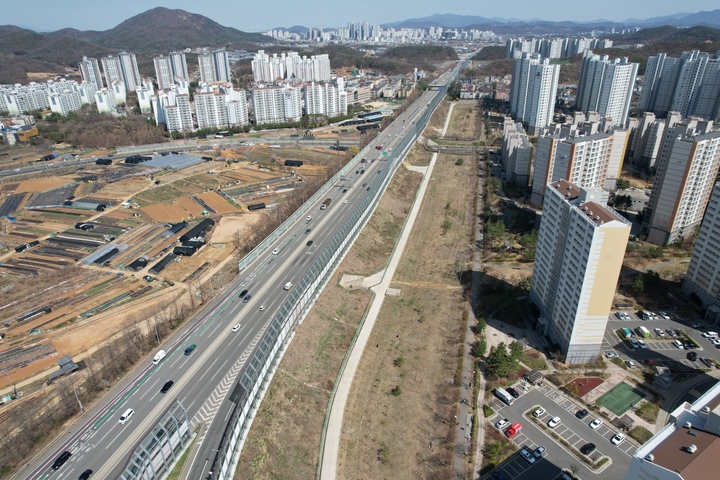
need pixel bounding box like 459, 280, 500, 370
550, 180, 581, 201
650, 424, 720, 477
577, 201, 620, 225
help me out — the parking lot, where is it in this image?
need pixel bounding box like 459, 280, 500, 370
602, 313, 720, 372
483, 381, 633, 479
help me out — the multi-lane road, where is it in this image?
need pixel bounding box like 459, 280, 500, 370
17, 57, 469, 480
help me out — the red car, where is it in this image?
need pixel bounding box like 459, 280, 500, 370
376, 144, 384, 150
505, 422, 522, 438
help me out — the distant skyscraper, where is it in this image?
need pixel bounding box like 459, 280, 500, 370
576, 51, 638, 126
530, 180, 630, 364
78, 56, 103, 89
643, 118, 720, 245
509, 52, 560, 134
117, 52, 141, 91
154, 55, 174, 90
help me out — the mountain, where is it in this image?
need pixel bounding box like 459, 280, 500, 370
0, 7, 272, 84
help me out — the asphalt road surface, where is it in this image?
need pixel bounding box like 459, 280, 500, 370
18, 59, 469, 480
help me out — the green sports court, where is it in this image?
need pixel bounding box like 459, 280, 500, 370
597, 382, 646, 416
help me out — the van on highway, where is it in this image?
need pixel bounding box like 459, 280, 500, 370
284, 282, 293, 290
152, 350, 166, 364
119, 408, 135, 424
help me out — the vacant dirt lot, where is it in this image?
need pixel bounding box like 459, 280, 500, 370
195, 191, 237, 214
337, 150, 477, 480
445, 101, 482, 139
235, 166, 422, 479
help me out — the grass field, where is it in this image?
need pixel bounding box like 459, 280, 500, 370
598, 382, 646, 416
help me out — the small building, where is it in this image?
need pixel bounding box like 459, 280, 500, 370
49, 355, 79, 382
524, 370, 545, 386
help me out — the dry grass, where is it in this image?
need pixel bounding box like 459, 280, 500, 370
445, 102, 482, 139
234, 161, 422, 480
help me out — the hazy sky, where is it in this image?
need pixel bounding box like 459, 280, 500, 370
6, 0, 718, 32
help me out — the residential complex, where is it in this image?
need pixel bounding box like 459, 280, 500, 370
628, 111, 683, 169
78, 56, 104, 89
530, 180, 630, 364
683, 182, 720, 320
639, 50, 720, 122
194, 86, 249, 129
501, 118, 533, 187
251, 84, 303, 125
642, 119, 720, 245
1, 80, 97, 116
303, 80, 347, 118
576, 51, 638, 126
627, 381, 720, 480
509, 52, 560, 134
530, 113, 630, 206
251, 50, 331, 83
506, 37, 613, 60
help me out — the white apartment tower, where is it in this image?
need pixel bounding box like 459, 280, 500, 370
530, 180, 630, 364
501, 118, 533, 187
78, 56, 104, 89
169, 52, 189, 82
95, 88, 117, 113
252, 84, 303, 124
683, 182, 720, 317
303, 81, 348, 118
629, 111, 683, 169
153, 55, 174, 90
639, 50, 720, 122
118, 52, 141, 91
101, 56, 123, 91
197, 49, 231, 83
251, 50, 332, 83
576, 51, 638, 126
194, 92, 228, 129
530, 114, 630, 206
510, 52, 560, 134
643, 119, 720, 245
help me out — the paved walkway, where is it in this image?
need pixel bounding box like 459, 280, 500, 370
318, 102, 455, 480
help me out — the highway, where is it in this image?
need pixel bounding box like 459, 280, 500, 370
16, 58, 468, 480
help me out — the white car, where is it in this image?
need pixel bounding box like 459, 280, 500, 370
259, 305, 266, 311
495, 418, 509, 429
231, 324, 241, 332
272, 248, 280, 255
548, 416, 561, 428
659, 311, 670, 319
605, 352, 619, 358
711, 338, 720, 346
589, 418, 603, 429
638, 340, 647, 349
611, 433, 626, 445
119, 408, 135, 424
702, 331, 719, 338
306, 216, 312, 222
533, 407, 546, 418
343, 199, 348, 204
655, 328, 665, 337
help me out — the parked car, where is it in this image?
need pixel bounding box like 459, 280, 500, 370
675, 329, 684, 336
611, 433, 626, 445
505, 422, 522, 438
506, 387, 520, 398
687, 351, 698, 361
520, 446, 536, 464
589, 418, 603, 429
495, 418, 509, 429
692, 322, 703, 328
491, 473, 507, 480
605, 352, 618, 358
580, 443, 596, 455
576, 409, 589, 419
638, 340, 647, 349
548, 416, 561, 428
655, 328, 666, 337
533, 445, 546, 459
701, 357, 715, 368
659, 311, 670, 319
533, 407, 546, 418
666, 329, 675, 337
626, 360, 636, 368
184, 344, 196, 355
702, 331, 719, 338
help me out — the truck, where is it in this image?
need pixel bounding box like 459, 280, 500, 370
494, 387, 515, 406
320, 198, 331, 210
152, 350, 167, 364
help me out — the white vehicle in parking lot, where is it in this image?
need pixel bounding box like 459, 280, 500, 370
533, 407, 546, 418
702, 331, 719, 338
548, 416, 561, 428
655, 328, 665, 337
589, 418, 603, 429
495, 418, 509, 429
611, 433, 626, 445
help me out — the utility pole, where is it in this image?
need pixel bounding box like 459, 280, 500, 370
72, 384, 84, 413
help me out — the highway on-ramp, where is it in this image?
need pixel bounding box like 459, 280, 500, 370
16, 59, 468, 480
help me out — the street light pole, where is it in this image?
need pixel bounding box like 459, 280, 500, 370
72, 384, 84, 413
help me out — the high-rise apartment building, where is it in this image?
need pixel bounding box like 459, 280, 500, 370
153, 55, 174, 90
194, 87, 248, 129
169, 52, 189, 82
501, 118, 533, 187
629, 111, 682, 169
530, 113, 630, 206
639, 50, 720, 122
197, 49, 231, 83
530, 180, 630, 364
510, 52, 560, 134
251, 50, 331, 83
118, 52, 141, 91
643, 119, 720, 245
576, 51, 638, 126
95, 88, 117, 113
303, 80, 347, 118
78, 56, 104, 89
252, 84, 302, 124
683, 182, 720, 317
101, 56, 123, 91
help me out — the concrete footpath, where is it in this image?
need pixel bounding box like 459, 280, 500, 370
318, 102, 455, 479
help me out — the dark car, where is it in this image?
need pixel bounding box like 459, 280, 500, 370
184, 344, 196, 356
687, 351, 698, 361
675, 329, 684, 336
491, 472, 506, 480
243, 294, 252, 303
580, 443, 596, 455
306, 240, 314, 247
342, 189, 348, 193
305, 228, 311, 234
575, 408, 589, 419
506, 387, 520, 399
78, 469, 93, 479
683, 340, 693, 349
160, 380, 174, 394
239, 289, 248, 298
52, 451, 72, 470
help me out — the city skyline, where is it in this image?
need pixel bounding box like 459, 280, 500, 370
6, 0, 720, 33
